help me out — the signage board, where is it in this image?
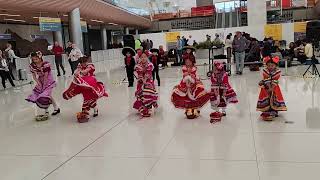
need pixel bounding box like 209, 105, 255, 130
80, 21, 88, 33
264, 24, 282, 41
0, 34, 11, 40
165, 32, 180, 43
39, 17, 62, 32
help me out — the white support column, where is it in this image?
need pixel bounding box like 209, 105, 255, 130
247, 0, 267, 27
135, 29, 139, 35
125, 27, 129, 35
69, 8, 83, 52
101, 26, 108, 50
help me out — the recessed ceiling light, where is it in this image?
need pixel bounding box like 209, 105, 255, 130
91, 19, 104, 23
0, 13, 21, 17
4, 18, 26, 22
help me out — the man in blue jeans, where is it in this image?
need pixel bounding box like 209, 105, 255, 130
176, 36, 183, 64
232, 31, 250, 75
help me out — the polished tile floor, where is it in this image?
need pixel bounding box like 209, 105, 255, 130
1, 62, 320, 180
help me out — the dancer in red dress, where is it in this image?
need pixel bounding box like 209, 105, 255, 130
133, 52, 158, 117
210, 61, 238, 123
182, 46, 196, 64
171, 55, 210, 119
63, 56, 108, 123
257, 56, 287, 121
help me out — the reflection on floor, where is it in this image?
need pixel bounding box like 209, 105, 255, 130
0, 63, 320, 180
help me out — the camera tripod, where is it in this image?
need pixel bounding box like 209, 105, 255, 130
303, 42, 320, 78
303, 60, 320, 77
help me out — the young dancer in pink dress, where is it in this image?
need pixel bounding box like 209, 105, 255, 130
26, 52, 60, 120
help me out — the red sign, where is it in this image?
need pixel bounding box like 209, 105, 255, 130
282, 0, 291, 8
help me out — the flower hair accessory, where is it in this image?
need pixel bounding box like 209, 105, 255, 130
263, 56, 280, 64
214, 61, 224, 71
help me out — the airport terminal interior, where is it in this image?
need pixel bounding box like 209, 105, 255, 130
1, 0, 320, 179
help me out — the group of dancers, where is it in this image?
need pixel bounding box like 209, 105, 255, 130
24, 44, 287, 123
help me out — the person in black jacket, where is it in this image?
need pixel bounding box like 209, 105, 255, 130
149, 48, 160, 86
122, 47, 136, 87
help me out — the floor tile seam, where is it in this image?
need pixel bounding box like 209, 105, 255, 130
159, 157, 258, 162
144, 132, 178, 179
258, 160, 320, 164
40, 115, 129, 180
255, 131, 320, 134
245, 78, 261, 180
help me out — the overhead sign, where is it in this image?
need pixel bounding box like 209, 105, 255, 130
80, 21, 88, 33
0, 34, 11, 40
39, 17, 62, 32
30, 35, 46, 40
264, 24, 282, 41
165, 32, 180, 42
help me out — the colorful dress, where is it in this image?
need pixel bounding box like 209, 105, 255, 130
26, 61, 56, 109
133, 61, 158, 117
210, 70, 238, 110
171, 65, 210, 110
257, 68, 287, 119
63, 63, 108, 114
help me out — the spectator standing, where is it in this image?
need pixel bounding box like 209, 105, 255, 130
65, 41, 73, 74
187, 35, 194, 46
225, 34, 233, 63
176, 36, 184, 64
5, 43, 19, 80
193, 40, 198, 47
303, 39, 313, 64
214, 34, 222, 43
135, 39, 142, 50
52, 41, 65, 76
68, 44, 83, 75
232, 31, 250, 75
146, 39, 151, 50
150, 40, 154, 49
0, 50, 15, 89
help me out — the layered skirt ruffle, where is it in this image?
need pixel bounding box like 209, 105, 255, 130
133, 81, 158, 114
63, 75, 108, 106
257, 86, 287, 112
171, 80, 210, 109
26, 80, 56, 109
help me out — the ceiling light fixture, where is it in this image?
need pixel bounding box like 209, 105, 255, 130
0, 14, 21, 17
91, 19, 104, 23
4, 18, 26, 22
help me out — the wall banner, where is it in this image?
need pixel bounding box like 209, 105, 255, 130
264, 24, 282, 40
165, 32, 180, 43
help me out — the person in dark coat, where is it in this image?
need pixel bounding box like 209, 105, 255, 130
149, 48, 160, 86
122, 47, 136, 87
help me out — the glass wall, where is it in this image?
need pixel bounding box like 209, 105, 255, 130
214, 0, 241, 13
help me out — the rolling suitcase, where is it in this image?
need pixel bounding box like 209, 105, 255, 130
18, 69, 27, 80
